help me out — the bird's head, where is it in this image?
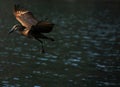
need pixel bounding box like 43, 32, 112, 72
8, 24, 25, 34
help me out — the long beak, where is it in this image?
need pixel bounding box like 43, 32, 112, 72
8, 28, 14, 34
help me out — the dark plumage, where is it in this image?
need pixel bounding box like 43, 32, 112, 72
9, 4, 55, 53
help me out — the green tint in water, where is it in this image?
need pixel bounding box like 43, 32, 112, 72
0, 0, 119, 87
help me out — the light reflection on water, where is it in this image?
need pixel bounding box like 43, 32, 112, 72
0, 0, 120, 87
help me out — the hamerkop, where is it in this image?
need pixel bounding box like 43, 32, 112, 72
9, 4, 55, 53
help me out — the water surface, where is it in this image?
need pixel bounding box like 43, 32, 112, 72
0, 0, 119, 87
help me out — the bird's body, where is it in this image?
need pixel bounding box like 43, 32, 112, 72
19, 28, 30, 37
9, 4, 55, 53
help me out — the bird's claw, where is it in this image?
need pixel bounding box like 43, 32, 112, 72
40, 49, 45, 54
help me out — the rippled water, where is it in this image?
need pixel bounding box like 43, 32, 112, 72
0, 0, 120, 87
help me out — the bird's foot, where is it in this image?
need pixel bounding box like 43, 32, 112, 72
40, 49, 45, 54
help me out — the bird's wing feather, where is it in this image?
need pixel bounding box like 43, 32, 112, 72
13, 4, 38, 28
31, 21, 54, 33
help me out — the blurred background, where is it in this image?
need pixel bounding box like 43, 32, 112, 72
0, 0, 119, 87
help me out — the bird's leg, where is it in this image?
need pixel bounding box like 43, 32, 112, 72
40, 34, 55, 41
34, 38, 45, 53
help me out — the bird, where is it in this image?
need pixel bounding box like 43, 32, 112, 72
9, 4, 55, 53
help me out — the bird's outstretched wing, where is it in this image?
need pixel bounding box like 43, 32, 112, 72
13, 4, 38, 28
31, 21, 54, 33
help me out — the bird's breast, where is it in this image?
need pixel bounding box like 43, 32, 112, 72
19, 29, 32, 38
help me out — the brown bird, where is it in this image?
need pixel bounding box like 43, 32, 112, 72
9, 4, 55, 53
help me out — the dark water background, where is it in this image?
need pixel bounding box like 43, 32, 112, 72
0, 0, 119, 87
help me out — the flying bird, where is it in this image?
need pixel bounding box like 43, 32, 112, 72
9, 4, 55, 53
